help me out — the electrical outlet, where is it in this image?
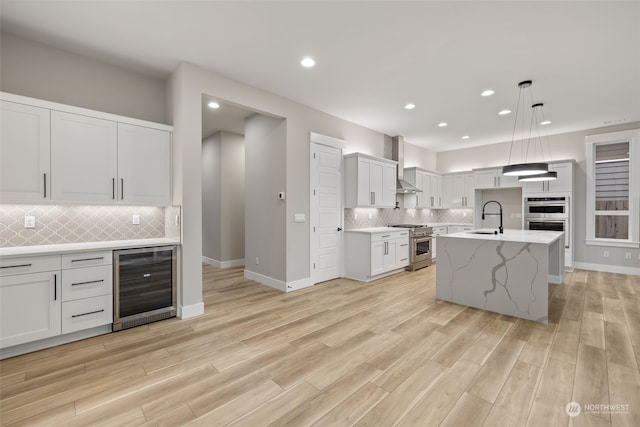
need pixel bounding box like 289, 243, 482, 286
354, 213, 358, 220
255, 257, 259, 265
175, 215, 180, 226
604, 251, 609, 258
368, 212, 372, 219
625, 252, 631, 259
132, 214, 140, 225
463, 212, 467, 217
24, 215, 35, 229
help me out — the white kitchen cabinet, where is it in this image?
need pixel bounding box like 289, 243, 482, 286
474, 168, 521, 189
447, 225, 474, 234
0, 255, 61, 349
345, 229, 409, 281
345, 153, 397, 208
51, 111, 118, 202
445, 173, 475, 208
522, 161, 574, 194
431, 226, 448, 259
117, 123, 172, 205
404, 168, 442, 208
0, 101, 51, 202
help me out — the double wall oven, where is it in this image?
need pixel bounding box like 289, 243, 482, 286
524, 197, 570, 248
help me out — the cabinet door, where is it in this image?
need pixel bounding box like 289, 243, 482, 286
497, 173, 521, 188
548, 162, 573, 193
474, 170, 497, 189
451, 175, 465, 208
0, 272, 61, 348
356, 158, 373, 205
0, 101, 51, 202
416, 172, 428, 208
431, 175, 443, 208
369, 161, 383, 206
384, 240, 399, 271
521, 180, 545, 194
370, 241, 386, 276
51, 111, 118, 202
463, 173, 475, 208
380, 162, 397, 207
117, 123, 171, 205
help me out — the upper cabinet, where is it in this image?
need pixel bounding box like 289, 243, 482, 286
522, 161, 574, 194
474, 168, 521, 189
117, 124, 171, 205
0, 93, 172, 206
51, 111, 118, 202
345, 153, 397, 208
446, 172, 475, 208
0, 101, 51, 202
404, 168, 443, 209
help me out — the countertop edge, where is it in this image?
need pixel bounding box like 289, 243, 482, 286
0, 238, 182, 258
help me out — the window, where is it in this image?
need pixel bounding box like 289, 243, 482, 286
586, 129, 640, 248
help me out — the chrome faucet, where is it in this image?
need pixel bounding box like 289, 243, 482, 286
482, 200, 504, 234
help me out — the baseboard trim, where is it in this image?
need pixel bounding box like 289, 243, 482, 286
202, 256, 245, 268
573, 262, 640, 276
179, 302, 205, 319
244, 269, 287, 292
286, 277, 313, 292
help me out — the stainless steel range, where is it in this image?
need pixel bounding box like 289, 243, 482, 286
390, 224, 433, 271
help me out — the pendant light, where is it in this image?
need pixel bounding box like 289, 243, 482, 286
502, 80, 551, 177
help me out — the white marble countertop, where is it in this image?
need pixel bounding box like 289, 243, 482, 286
344, 227, 404, 234
0, 238, 181, 258
443, 229, 563, 245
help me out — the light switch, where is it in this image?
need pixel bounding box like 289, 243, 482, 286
278, 192, 285, 200
24, 215, 35, 229
294, 214, 305, 223
132, 214, 140, 225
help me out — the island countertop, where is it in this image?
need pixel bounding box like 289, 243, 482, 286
445, 229, 564, 245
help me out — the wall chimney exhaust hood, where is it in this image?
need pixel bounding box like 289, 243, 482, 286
391, 135, 421, 193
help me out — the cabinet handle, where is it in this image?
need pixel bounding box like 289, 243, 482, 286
373, 192, 376, 205
400, 244, 408, 247
121, 178, 124, 200
0, 263, 32, 269
54, 274, 57, 301
400, 258, 408, 262
385, 241, 389, 255
439, 197, 441, 207
431, 196, 434, 206
370, 192, 374, 205
71, 257, 104, 263
71, 279, 104, 286
43, 173, 47, 198
381, 234, 391, 238
112, 178, 115, 199
72, 309, 104, 318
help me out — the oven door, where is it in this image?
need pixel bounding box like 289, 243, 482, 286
526, 219, 569, 248
525, 202, 569, 218
411, 236, 432, 263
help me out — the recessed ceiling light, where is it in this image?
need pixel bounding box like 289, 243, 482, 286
540, 120, 552, 125
207, 101, 220, 109
498, 109, 511, 115
404, 103, 416, 110
461, 135, 470, 139
438, 122, 448, 127
481, 90, 495, 97
301, 57, 316, 68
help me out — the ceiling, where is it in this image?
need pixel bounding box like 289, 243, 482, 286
201, 97, 255, 139
2, 1, 639, 152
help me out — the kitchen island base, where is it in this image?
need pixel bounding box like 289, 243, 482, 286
436, 230, 564, 323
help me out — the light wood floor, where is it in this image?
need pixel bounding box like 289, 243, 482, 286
1, 265, 639, 426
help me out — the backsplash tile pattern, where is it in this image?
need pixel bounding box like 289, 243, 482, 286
344, 207, 473, 229
0, 205, 166, 247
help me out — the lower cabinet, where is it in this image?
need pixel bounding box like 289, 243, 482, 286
0, 251, 113, 352
0, 255, 61, 348
345, 230, 409, 282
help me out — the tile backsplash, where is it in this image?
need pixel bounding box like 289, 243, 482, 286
344, 207, 474, 229
0, 205, 169, 247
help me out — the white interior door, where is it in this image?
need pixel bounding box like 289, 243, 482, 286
311, 142, 342, 284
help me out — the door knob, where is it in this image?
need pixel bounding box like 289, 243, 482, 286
337, 227, 343, 231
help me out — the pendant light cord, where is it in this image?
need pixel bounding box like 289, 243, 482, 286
507, 85, 524, 166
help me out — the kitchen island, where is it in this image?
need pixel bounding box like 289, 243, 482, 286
436, 229, 564, 323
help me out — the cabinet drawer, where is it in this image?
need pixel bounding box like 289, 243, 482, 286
61, 265, 112, 302
62, 295, 113, 334
371, 230, 408, 242
0, 255, 60, 277
61, 251, 112, 269
398, 241, 410, 266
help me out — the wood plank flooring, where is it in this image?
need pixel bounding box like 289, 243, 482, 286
1, 264, 639, 426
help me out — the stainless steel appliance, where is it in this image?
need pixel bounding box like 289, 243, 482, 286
525, 196, 570, 248
113, 245, 177, 331
390, 224, 433, 271
525, 196, 569, 218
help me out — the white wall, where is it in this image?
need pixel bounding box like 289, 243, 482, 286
202, 133, 222, 261
0, 32, 167, 124
404, 141, 438, 171
437, 122, 640, 270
